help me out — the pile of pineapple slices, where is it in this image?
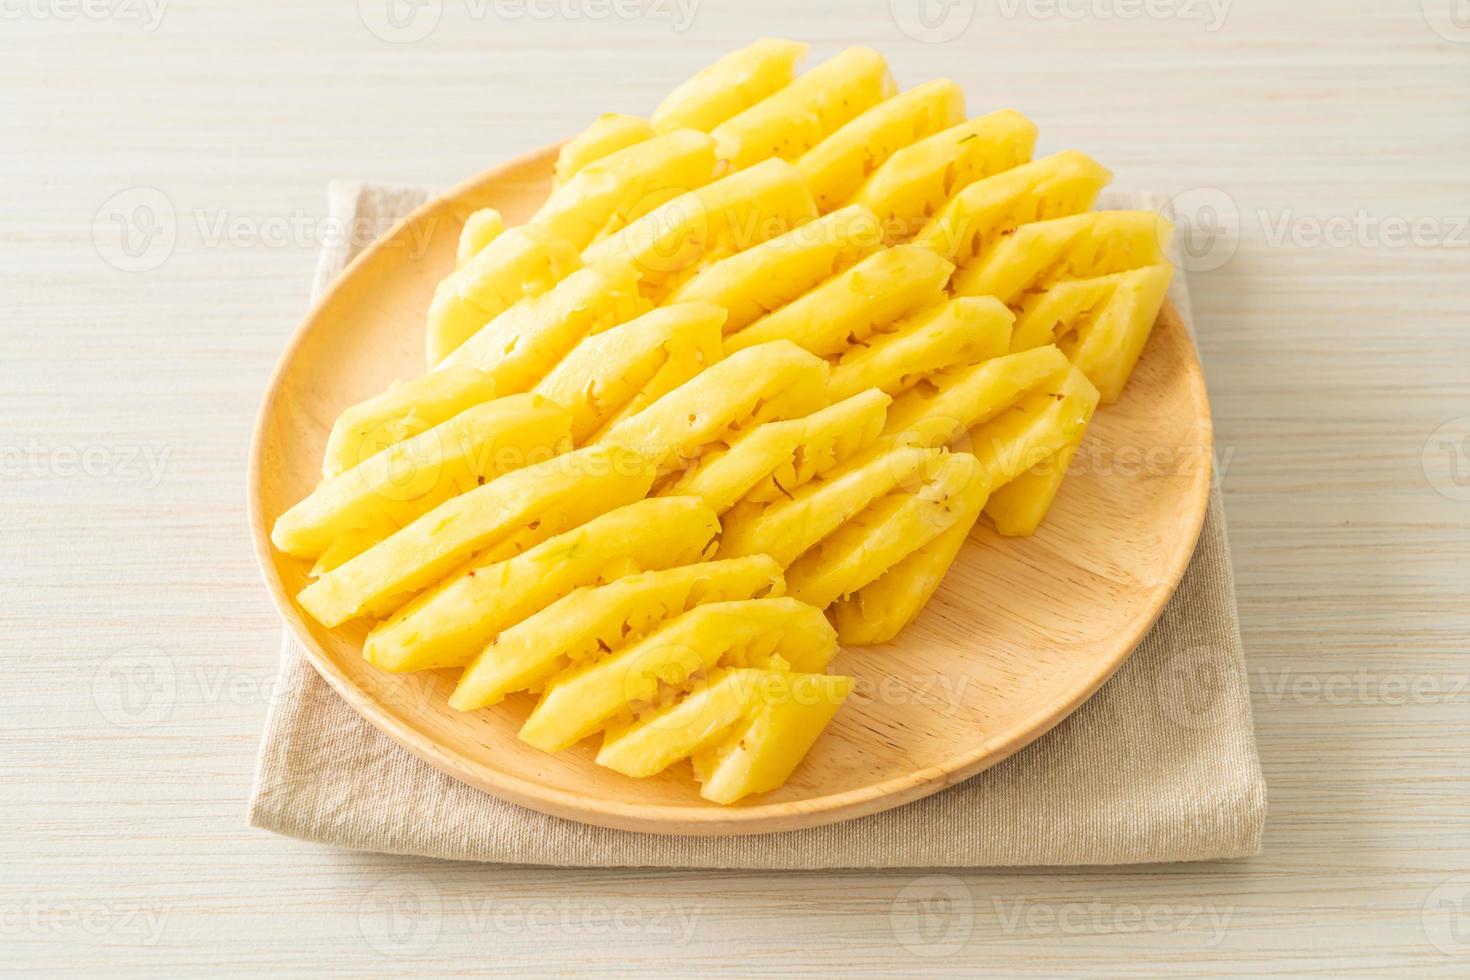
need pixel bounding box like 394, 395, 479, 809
271, 39, 1175, 805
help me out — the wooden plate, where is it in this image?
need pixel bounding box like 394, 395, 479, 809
248, 145, 1213, 836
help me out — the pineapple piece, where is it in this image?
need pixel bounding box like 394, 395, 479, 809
826, 296, 1014, 402
852, 110, 1038, 243
785, 451, 987, 608
599, 340, 830, 476
968, 364, 1100, 490
711, 46, 896, 169
363, 496, 717, 672
296, 444, 655, 627
596, 668, 850, 786
582, 158, 818, 299
554, 113, 655, 186
692, 672, 854, 803
272, 393, 570, 561
519, 597, 836, 752
913, 150, 1112, 271
724, 245, 954, 357
664, 204, 884, 334
1012, 263, 1173, 403
718, 444, 942, 566
532, 130, 718, 251
670, 389, 890, 514
438, 261, 650, 392
320, 368, 499, 478
651, 39, 808, 134
952, 210, 1172, 302
425, 225, 583, 366
451, 555, 785, 711
984, 437, 1085, 537
797, 79, 966, 212
534, 302, 726, 444
454, 208, 505, 268
829, 515, 977, 645
882, 345, 1070, 449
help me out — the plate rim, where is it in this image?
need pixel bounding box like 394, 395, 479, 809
247, 144, 1214, 836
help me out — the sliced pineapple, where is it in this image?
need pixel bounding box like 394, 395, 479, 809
828, 515, 976, 644
968, 364, 1100, 491
651, 39, 808, 134
692, 672, 854, 804
438, 261, 650, 392
664, 204, 884, 334
363, 495, 717, 672
273, 393, 570, 561
913, 149, 1112, 271
882, 344, 1071, 449
599, 340, 830, 476
533, 302, 725, 444
826, 296, 1014, 402
531, 129, 718, 252
581, 158, 818, 299
670, 389, 890, 513
852, 110, 1038, 243
784, 450, 987, 608
1012, 263, 1173, 403
554, 113, 655, 186
519, 596, 836, 752
296, 443, 655, 628
984, 437, 1085, 537
796, 78, 966, 212
710, 46, 895, 169
952, 210, 1172, 302
724, 245, 954, 357
320, 368, 499, 479
425, 225, 583, 366
454, 208, 505, 268
450, 554, 785, 711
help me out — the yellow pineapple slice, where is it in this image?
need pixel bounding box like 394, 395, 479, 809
363, 495, 717, 672
797, 78, 966, 212
554, 113, 655, 186
670, 389, 890, 514
454, 208, 505, 268
1012, 263, 1173, 403
952, 210, 1172, 302
785, 451, 986, 608
651, 39, 808, 134
596, 669, 851, 789
273, 393, 570, 561
519, 597, 836, 752
450, 554, 785, 711
664, 204, 884, 334
534, 302, 726, 444
532, 129, 718, 252
438, 261, 650, 391
581, 158, 818, 299
425, 225, 583, 366
882, 345, 1070, 448
826, 296, 1014, 402
984, 437, 1085, 537
692, 672, 854, 803
724, 245, 953, 357
599, 340, 830, 476
296, 444, 655, 627
852, 110, 1038, 243
320, 368, 499, 479
829, 514, 977, 645
913, 150, 1112, 271
968, 364, 1100, 490
710, 46, 896, 169
718, 444, 942, 566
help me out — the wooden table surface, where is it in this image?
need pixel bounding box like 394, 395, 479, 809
3, 1, 1467, 975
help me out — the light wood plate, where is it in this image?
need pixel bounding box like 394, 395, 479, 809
248, 144, 1213, 836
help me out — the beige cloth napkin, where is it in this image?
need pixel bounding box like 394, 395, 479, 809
247, 182, 1266, 868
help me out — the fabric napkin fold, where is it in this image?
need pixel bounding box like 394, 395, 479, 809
247, 182, 1266, 868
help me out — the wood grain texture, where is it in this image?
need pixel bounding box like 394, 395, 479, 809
2, 0, 1467, 974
